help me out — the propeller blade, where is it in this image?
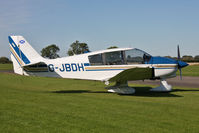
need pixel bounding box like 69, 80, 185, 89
179, 68, 182, 80
177, 45, 182, 80
177, 45, 180, 60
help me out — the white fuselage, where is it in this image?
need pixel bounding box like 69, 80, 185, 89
18, 48, 178, 81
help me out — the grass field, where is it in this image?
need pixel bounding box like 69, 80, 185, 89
0, 64, 13, 70
0, 72, 199, 133
176, 65, 199, 77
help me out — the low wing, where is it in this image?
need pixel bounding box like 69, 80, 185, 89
109, 67, 153, 82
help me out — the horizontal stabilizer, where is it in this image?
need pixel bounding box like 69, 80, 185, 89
23, 62, 48, 72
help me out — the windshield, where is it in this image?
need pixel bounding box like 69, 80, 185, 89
125, 49, 151, 64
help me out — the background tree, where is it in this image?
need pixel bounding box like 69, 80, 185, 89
194, 55, 199, 62
67, 40, 90, 56
164, 56, 172, 59
182, 55, 194, 62
107, 46, 118, 49
41, 44, 60, 59
0, 57, 12, 64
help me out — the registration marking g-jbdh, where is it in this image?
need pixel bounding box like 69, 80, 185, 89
48, 63, 85, 72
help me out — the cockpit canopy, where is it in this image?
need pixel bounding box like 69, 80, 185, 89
88, 48, 151, 65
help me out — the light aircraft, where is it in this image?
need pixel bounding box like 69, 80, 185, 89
9, 36, 188, 94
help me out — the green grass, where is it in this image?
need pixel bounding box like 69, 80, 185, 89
177, 65, 199, 76
0, 73, 199, 133
0, 64, 13, 70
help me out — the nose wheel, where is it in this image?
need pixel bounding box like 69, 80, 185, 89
150, 79, 172, 92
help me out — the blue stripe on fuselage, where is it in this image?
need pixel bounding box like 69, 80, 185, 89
84, 63, 90, 66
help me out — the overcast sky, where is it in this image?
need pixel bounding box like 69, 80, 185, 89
0, 0, 199, 58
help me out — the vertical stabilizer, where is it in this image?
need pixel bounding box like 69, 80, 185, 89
8, 36, 44, 74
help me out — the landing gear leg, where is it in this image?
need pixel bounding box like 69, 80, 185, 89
105, 81, 135, 94
150, 79, 172, 92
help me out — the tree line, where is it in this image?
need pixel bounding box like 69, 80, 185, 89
40, 44, 117, 59
40, 40, 90, 59
0, 41, 198, 63
165, 55, 199, 62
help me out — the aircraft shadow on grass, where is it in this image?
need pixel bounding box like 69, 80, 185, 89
51, 87, 182, 97
172, 89, 199, 92
52, 90, 108, 94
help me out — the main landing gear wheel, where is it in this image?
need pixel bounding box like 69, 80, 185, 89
105, 81, 135, 94
150, 79, 172, 92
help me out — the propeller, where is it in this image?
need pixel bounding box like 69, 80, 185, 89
177, 45, 182, 80
177, 45, 189, 80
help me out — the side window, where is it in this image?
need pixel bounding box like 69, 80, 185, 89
125, 49, 145, 64
88, 54, 103, 65
104, 51, 124, 65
